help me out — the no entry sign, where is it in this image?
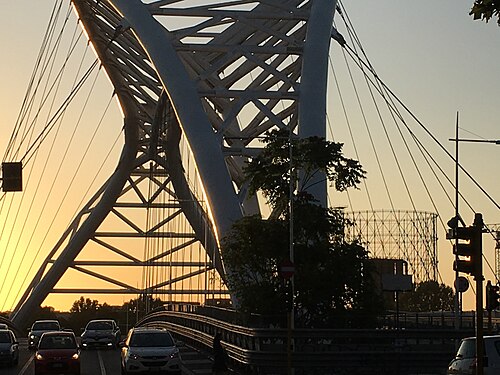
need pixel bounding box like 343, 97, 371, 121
279, 259, 295, 279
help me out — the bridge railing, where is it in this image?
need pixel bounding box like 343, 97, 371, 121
137, 305, 483, 375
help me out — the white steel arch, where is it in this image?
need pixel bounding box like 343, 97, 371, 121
12, 0, 337, 327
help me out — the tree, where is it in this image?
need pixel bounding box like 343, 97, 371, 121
244, 129, 365, 213
222, 130, 382, 328
222, 215, 289, 316
70, 297, 100, 314
398, 281, 454, 312
470, 1, 500, 26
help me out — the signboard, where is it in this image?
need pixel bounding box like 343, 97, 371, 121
454, 276, 469, 293
278, 259, 295, 279
382, 274, 413, 292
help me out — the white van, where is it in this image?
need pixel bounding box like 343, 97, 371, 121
447, 335, 500, 374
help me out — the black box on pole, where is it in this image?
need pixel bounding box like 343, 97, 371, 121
2, 162, 23, 192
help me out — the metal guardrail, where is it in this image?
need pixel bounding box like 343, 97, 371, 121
0, 316, 20, 335
138, 307, 477, 375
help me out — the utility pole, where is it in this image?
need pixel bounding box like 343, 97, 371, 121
453, 114, 460, 331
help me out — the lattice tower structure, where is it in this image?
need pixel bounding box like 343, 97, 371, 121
12, 0, 338, 328
344, 210, 438, 284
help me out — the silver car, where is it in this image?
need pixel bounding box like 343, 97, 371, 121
121, 327, 181, 374
28, 320, 61, 349
81, 319, 121, 349
447, 335, 500, 374
0, 329, 19, 367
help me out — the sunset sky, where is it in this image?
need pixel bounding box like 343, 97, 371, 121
0, 0, 499, 312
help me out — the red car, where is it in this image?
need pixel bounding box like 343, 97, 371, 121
34, 331, 80, 375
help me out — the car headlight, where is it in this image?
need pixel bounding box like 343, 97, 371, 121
170, 350, 179, 359
72, 353, 79, 360
129, 353, 140, 360
30, 335, 35, 339
36, 353, 44, 360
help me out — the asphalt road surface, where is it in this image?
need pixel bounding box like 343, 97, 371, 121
0, 338, 214, 374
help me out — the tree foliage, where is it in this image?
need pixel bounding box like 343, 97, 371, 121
470, 0, 500, 25
398, 281, 454, 312
244, 129, 365, 212
222, 131, 382, 328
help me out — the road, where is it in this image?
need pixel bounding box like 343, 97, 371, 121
0, 339, 214, 374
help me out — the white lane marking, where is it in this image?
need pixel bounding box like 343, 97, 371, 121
18, 354, 34, 374
98, 350, 107, 375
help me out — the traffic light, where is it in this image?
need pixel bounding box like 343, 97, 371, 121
447, 214, 483, 278
486, 281, 500, 311
1, 162, 22, 192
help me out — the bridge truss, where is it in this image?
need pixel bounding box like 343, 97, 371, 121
12, 0, 337, 327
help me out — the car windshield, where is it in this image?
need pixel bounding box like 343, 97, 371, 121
457, 339, 476, 359
130, 332, 173, 347
86, 321, 112, 330
39, 335, 76, 349
0, 332, 12, 343
32, 322, 59, 331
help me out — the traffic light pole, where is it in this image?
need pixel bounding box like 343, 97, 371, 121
476, 273, 484, 375
448, 212, 484, 375
474, 213, 484, 375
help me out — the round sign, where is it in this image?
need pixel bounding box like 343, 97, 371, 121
455, 276, 469, 293
278, 259, 295, 279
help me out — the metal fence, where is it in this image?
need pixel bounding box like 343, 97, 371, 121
138, 305, 482, 375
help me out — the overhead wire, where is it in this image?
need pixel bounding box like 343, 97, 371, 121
335, 1, 498, 282
3, 0, 65, 163
338, 5, 437, 280
0, 1, 76, 302
0, 57, 105, 311
334, 2, 431, 278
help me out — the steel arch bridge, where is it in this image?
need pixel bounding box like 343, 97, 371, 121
11, 0, 337, 327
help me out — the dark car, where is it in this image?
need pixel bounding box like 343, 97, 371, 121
0, 329, 19, 367
35, 331, 80, 375
28, 320, 61, 349
81, 319, 120, 349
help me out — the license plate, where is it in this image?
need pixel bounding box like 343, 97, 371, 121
52, 363, 63, 368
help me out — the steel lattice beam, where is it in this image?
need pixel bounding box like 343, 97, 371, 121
12, 0, 337, 328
